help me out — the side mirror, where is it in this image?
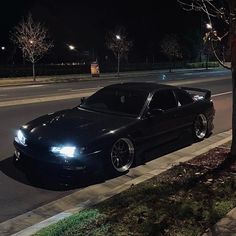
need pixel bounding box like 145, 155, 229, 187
147, 108, 164, 117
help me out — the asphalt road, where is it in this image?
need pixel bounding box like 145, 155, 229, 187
0, 69, 231, 102
0, 69, 233, 224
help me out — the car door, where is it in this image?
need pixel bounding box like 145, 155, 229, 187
140, 89, 182, 149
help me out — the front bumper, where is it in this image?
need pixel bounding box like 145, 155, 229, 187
13, 141, 104, 176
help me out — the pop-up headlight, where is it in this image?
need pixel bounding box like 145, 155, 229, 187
51, 146, 77, 158
15, 130, 27, 146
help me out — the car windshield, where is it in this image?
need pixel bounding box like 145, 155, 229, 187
79, 87, 148, 117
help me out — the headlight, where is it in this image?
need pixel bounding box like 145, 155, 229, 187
51, 146, 77, 158
15, 130, 27, 146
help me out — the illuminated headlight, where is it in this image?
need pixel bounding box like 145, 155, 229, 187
15, 130, 27, 146
51, 146, 77, 158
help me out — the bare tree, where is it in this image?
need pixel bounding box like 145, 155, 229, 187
11, 14, 53, 81
106, 27, 132, 77
161, 34, 183, 72
177, 0, 236, 155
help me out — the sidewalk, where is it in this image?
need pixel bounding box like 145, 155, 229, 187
0, 130, 234, 236
0, 67, 226, 87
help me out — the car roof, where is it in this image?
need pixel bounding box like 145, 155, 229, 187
106, 82, 176, 93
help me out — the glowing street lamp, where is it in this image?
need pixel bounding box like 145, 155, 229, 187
1, 46, 5, 51
116, 35, 121, 40
68, 45, 75, 50
206, 23, 212, 30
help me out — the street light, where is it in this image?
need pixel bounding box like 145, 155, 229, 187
1, 46, 5, 51
116, 35, 121, 40
68, 45, 75, 50
206, 23, 212, 30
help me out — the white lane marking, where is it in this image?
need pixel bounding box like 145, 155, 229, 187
70, 87, 102, 92
184, 70, 230, 76
0, 85, 45, 90
57, 88, 72, 91
212, 91, 232, 97
0, 92, 94, 108
168, 76, 230, 86
23, 85, 45, 88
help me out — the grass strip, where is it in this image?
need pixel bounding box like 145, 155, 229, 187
36, 145, 236, 236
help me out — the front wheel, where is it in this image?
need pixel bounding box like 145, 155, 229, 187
193, 114, 208, 141
110, 138, 135, 173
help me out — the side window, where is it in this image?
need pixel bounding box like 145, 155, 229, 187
174, 89, 193, 106
149, 90, 177, 111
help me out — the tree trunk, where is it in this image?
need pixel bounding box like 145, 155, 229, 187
32, 62, 36, 82
231, 71, 236, 155
230, 0, 236, 155
230, 36, 236, 155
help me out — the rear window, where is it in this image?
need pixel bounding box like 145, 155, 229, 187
174, 89, 193, 106
149, 89, 177, 111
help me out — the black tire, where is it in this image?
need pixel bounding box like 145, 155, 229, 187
109, 138, 135, 174
193, 113, 208, 141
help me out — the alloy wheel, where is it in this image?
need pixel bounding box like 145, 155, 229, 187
111, 138, 134, 173
194, 114, 208, 140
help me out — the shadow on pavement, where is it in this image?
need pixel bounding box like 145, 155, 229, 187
0, 156, 30, 185
0, 156, 109, 191
0, 132, 199, 191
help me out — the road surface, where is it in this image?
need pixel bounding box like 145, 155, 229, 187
0, 69, 232, 224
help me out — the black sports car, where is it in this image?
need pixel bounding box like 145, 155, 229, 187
13, 82, 215, 176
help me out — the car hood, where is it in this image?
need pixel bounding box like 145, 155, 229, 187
24, 107, 135, 146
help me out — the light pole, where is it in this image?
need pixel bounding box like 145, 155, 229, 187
29, 40, 36, 81
205, 23, 213, 70
116, 35, 121, 77
67, 44, 78, 64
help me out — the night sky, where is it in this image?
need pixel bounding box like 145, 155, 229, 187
1, 0, 201, 62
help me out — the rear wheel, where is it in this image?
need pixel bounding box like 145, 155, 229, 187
110, 138, 134, 173
193, 114, 208, 141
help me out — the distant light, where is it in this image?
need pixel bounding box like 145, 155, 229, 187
162, 74, 167, 80
68, 45, 75, 50
1, 46, 5, 50
206, 23, 212, 30
29, 40, 34, 44
116, 35, 121, 40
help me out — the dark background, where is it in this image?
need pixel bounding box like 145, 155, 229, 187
0, 0, 202, 64
0, 0, 201, 61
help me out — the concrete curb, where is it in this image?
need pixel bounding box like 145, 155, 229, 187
0, 130, 231, 236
